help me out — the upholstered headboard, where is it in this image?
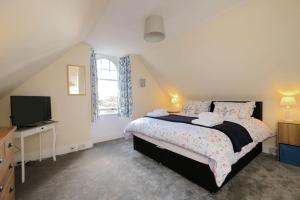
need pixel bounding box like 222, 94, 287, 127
210, 101, 263, 121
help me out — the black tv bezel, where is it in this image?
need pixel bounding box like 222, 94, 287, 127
10, 96, 52, 128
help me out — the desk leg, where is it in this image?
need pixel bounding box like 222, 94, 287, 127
39, 132, 43, 162
21, 133, 25, 183
53, 127, 56, 161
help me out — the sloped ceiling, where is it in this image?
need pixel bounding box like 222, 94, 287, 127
0, 0, 108, 97
86, 0, 245, 56
0, 0, 247, 98
140, 0, 300, 101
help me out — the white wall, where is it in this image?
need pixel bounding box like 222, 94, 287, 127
92, 115, 130, 143
0, 43, 93, 161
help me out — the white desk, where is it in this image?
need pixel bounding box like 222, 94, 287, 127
15, 122, 57, 183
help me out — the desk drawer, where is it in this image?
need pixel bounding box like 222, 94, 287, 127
36, 125, 52, 132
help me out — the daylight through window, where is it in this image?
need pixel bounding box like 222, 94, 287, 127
97, 58, 118, 115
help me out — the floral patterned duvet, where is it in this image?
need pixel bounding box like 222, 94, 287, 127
124, 117, 273, 187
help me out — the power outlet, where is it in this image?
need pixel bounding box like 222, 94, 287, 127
77, 144, 86, 150
70, 146, 78, 152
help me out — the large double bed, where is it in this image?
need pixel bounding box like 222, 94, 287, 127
125, 101, 273, 193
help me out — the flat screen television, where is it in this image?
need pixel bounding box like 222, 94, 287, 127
10, 96, 52, 128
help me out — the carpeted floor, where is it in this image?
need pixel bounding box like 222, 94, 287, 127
16, 139, 300, 200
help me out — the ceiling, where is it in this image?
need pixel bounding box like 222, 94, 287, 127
86, 0, 245, 56
0, 0, 245, 97
0, 0, 108, 97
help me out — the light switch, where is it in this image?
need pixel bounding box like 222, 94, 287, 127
139, 78, 146, 87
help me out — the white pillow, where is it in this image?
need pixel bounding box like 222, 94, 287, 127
213, 101, 256, 119
239, 101, 256, 119
181, 101, 197, 116
213, 102, 240, 119
194, 100, 212, 115
181, 100, 211, 117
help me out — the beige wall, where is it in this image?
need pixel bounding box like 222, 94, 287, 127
92, 55, 169, 143
131, 55, 170, 118
142, 0, 300, 152
0, 43, 169, 159
0, 43, 92, 158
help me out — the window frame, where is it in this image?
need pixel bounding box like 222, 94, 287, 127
96, 56, 119, 116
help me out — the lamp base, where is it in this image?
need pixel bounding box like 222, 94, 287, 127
284, 109, 293, 122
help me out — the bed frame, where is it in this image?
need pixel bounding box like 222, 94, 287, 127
133, 101, 263, 193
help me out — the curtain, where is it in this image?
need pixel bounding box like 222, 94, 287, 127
118, 56, 133, 118
90, 48, 99, 122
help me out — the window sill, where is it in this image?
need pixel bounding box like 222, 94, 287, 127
98, 113, 118, 117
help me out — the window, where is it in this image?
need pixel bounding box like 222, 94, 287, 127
97, 58, 118, 115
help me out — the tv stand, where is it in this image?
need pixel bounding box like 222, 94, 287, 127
15, 121, 58, 183
17, 120, 56, 130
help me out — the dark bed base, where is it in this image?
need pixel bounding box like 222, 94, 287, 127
133, 136, 262, 193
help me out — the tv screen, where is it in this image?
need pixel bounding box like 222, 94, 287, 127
10, 96, 52, 127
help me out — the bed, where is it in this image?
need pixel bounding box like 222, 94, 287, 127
125, 101, 272, 193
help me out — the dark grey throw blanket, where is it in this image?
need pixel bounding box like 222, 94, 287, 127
147, 114, 253, 153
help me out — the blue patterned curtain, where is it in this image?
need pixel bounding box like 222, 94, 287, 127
118, 56, 133, 118
90, 48, 99, 122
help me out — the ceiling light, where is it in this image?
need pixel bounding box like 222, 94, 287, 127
144, 15, 165, 43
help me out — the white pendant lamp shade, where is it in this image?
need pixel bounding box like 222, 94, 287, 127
144, 15, 165, 42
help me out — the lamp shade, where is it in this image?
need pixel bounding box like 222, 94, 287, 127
144, 15, 165, 42
171, 95, 179, 105
280, 96, 296, 107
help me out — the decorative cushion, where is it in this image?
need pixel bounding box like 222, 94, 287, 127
194, 101, 212, 115
239, 101, 256, 119
213, 102, 240, 119
213, 101, 256, 119
181, 100, 211, 117
181, 101, 197, 116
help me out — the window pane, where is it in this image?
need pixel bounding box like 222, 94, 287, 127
98, 70, 110, 80
100, 59, 110, 69
98, 80, 118, 114
97, 59, 117, 80
110, 71, 118, 80
97, 58, 119, 115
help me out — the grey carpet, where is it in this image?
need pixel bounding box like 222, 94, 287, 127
16, 139, 300, 200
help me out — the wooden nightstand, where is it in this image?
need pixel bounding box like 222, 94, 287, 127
277, 121, 300, 166
167, 110, 181, 114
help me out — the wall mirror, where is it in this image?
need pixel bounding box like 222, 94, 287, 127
67, 65, 86, 95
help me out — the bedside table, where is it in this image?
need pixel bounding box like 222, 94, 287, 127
167, 111, 181, 114
277, 121, 300, 166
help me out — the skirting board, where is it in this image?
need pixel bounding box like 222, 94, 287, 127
14, 142, 93, 163
262, 143, 277, 155
92, 135, 123, 144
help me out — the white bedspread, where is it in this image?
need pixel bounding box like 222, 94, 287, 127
124, 117, 273, 187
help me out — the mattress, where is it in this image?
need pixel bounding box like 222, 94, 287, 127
133, 132, 209, 164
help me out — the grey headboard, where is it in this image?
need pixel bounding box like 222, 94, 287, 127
210, 101, 263, 121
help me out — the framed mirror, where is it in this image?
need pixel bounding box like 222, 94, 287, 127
67, 65, 86, 95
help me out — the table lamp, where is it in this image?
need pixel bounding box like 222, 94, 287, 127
170, 95, 181, 112
280, 96, 296, 121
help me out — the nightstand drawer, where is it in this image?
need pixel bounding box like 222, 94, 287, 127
5, 133, 14, 164
1, 172, 15, 200
278, 123, 300, 146
279, 144, 300, 166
